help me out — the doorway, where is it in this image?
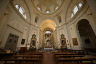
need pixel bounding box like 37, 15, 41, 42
77, 19, 96, 49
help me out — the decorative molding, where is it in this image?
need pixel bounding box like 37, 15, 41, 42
57, 1, 88, 28
9, 1, 40, 29
31, 0, 65, 17
7, 24, 23, 33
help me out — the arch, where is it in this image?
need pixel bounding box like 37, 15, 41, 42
77, 19, 96, 49
40, 19, 56, 31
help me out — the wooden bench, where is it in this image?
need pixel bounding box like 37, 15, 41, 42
54, 49, 89, 55
0, 53, 43, 64
54, 51, 96, 64
56, 57, 96, 64
12, 54, 43, 59
0, 58, 42, 64
55, 55, 85, 58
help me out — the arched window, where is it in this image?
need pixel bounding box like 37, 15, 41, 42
45, 31, 51, 34
71, 2, 83, 18
37, 7, 41, 10
15, 5, 27, 19
73, 6, 78, 15
78, 2, 83, 8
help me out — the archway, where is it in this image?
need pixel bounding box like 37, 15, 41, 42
40, 19, 56, 48
77, 19, 96, 49
40, 19, 56, 31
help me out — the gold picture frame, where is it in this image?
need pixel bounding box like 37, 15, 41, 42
72, 38, 78, 46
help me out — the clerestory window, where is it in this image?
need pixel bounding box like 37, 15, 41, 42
71, 2, 83, 18
15, 5, 27, 19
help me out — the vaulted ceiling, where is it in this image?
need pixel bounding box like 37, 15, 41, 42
32, 0, 64, 14
24, 0, 82, 27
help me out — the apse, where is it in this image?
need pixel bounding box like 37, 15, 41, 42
40, 19, 56, 31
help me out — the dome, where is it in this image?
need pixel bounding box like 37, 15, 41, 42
32, 0, 64, 14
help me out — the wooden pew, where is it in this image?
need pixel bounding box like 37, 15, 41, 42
54, 53, 78, 55
0, 53, 14, 59
12, 54, 43, 60
54, 49, 89, 55
54, 55, 96, 64
54, 50, 96, 64
13, 55, 42, 58
0, 58, 42, 64
55, 55, 85, 58
72, 50, 89, 55
56, 57, 96, 64
0, 53, 43, 64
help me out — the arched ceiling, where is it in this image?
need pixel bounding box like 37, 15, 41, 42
25, 0, 76, 26
40, 19, 56, 31
32, 0, 64, 15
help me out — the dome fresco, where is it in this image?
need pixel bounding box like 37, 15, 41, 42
32, 0, 64, 14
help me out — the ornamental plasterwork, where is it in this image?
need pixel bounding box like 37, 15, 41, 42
32, 0, 64, 15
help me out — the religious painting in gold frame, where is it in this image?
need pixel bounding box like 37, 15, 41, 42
72, 38, 78, 46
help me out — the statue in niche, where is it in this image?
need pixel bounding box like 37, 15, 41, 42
61, 34, 66, 45
60, 34, 67, 49
61, 34, 64, 39
30, 34, 36, 49
32, 34, 36, 39
45, 34, 51, 38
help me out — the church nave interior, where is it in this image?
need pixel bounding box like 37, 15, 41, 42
0, 0, 96, 64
